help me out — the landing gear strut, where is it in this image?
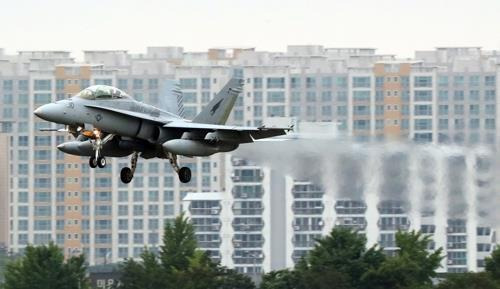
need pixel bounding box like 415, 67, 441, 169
87, 129, 113, 169
167, 153, 191, 183
120, 152, 138, 184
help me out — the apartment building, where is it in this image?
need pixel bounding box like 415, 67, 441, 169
1, 45, 499, 268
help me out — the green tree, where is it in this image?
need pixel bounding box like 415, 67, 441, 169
218, 267, 256, 289
260, 227, 385, 289
260, 269, 299, 289
361, 231, 442, 289
260, 229, 444, 289
118, 249, 165, 289
435, 272, 500, 289
486, 246, 500, 281
161, 212, 198, 272
3, 242, 89, 289
118, 213, 255, 289
304, 227, 386, 289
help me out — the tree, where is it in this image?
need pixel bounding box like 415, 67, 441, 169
161, 212, 198, 272
218, 267, 255, 289
304, 227, 386, 289
3, 242, 89, 289
435, 272, 500, 289
260, 269, 299, 289
117, 213, 255, 289
361, 231, 443, 289
260, 228, 445, 289
260, 227, 386, 289
118, 249, 165, 289
486, 246, 500, 281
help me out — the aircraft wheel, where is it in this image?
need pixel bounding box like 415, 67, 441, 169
178, 167, 191, 183
97, 156, 106, 168
89, 156, 98, 168
120, 167, 133, 184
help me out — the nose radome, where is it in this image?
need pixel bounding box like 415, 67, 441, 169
33, 106, 43, 118
34, 103, 57, 121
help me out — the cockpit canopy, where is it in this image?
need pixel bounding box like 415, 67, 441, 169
75, 85, 132, 100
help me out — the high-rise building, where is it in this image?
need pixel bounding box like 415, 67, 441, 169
1, 45, 499, 270
0, 134, 9, 249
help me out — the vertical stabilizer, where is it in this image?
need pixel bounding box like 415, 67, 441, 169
192, 78, 243, 124
158, 80, 185, 118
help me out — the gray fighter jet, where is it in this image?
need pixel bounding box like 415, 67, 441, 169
34, 78, 291, 183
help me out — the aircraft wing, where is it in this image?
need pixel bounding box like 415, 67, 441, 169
84, 104, 291, 142
164, 121, 292, 142
84, 104, 169, 124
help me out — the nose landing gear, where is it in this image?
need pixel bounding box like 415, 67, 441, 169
87, 129, 114, 169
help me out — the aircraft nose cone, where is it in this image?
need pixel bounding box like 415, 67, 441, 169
34, 103, 58, 122
33, 106, 44, 118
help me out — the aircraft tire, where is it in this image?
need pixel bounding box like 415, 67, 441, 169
178, 167, 191, 183
89, 157, 98, 168
97, 157, 106, 168
120, 167, 133, 183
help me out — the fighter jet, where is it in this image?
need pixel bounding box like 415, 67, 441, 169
34, 78, 291, 183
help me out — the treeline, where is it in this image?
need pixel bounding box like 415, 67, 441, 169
2, 214, 500, 289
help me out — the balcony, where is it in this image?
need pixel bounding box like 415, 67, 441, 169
189, 207, 221, 216
447, 227, 466, 234
232, 251, 264, 265
379, 223, 410, 231
233, 224, 264, 232
233, 241, 264, 248
231, 175, 264, 183
193, 224, 221, 232
293, 240, 317, 248
231, 169, 264, 183
198, 240, 222, 248
293, 191, 324, 199
233, 208, 264, 215
377, 201, 406, 215
232, 186, 264, 199
292, 224, 324, 232
292, 184, 324, 199
447, 242, 466, 250
335, 217, 367, 230
335, 200, 367, 215
292, 202, 324, 215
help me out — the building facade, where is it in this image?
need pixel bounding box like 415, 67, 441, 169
1, 45, 499, 269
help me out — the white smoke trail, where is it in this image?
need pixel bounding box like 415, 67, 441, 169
235, 137, 499, 252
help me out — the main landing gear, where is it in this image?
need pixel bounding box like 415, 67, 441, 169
118, 152, 191, 184
167, 152, 192, 183
120, 152, 138, 184
87, 129, 113, 169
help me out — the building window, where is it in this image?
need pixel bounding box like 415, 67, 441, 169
414, 90, 432, 101
34, 80, 52, 90
414, 76, 432, 88
133, 79, 144, 89
352, 77, 370, 88
267, 77, 285, 89
305, 77, 316, 89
